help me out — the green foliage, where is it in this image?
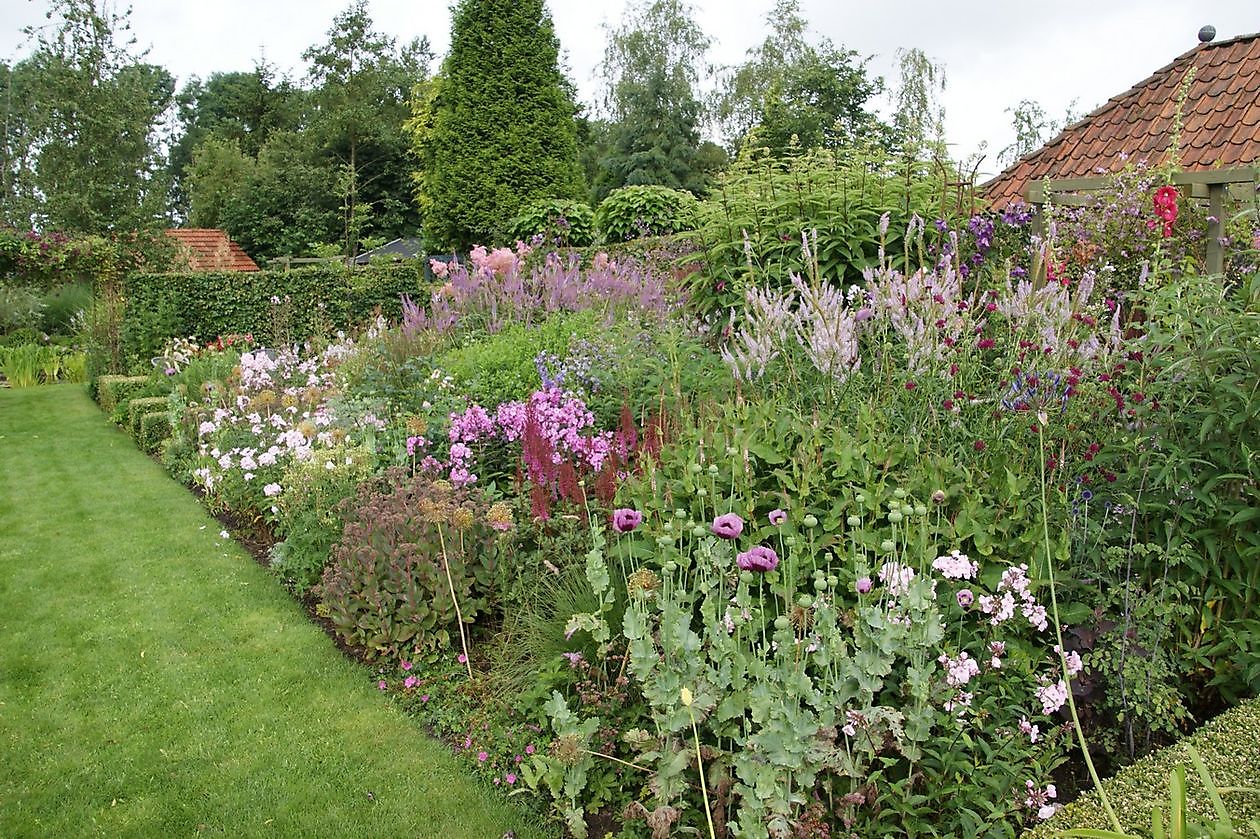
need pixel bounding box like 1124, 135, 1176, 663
1126, 270, 1260, 701
0, 227, 179, 291
128, 395, 169, 440
137, 410, 171, 454
511, 198, 595, 248
1031, 698, 1260, 837
414, 0, 584, 250
120, 263, 426, 363
269, 444, 377, 592
93, 374, 151, 415
0, 285, 44, 333
169, 63, 306, 218
712, 0, 888, 154
690, 146, 965, 308
436, 310, 601, 409
318, 471, 499, 659
595, 184, 698, 242
2, 1, 172, 232
0, 343, 87, 386
301, 1, 431, 258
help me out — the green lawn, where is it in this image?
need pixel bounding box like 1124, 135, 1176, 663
0, 384, 550, 838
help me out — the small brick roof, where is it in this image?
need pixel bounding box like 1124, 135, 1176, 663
165, 228, 260, 272
982, 32, 1260, 208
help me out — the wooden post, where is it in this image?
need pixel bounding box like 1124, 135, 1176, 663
1205, 182, 1225, 276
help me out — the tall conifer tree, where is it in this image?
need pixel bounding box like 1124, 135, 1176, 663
414, 0, 583, 250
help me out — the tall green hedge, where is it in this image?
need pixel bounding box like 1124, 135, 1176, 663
120, 263, 427, 362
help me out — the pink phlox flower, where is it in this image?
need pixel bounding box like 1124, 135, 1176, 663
1035, 678, 1069, 715
1055, 645, 1084, 677
938, 652, 980, 687
878, 562, 916, 597
1019, 716, 1040, 743
988, 640, 1005, 669
842, 710, 865, 737
1024, 780, 1059, 820
1023, 601, 1049, 632
932, 549, 978, 580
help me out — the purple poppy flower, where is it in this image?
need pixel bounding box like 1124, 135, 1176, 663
768, 509, 787, 526
957, 588, 974, 608
711, 513, 744, 539
855, 576, 873, 594
736, 545, 779, 572
612, 508, 643, 533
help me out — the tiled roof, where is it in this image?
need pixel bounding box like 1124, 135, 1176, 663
981, 32, 1260, 208
165, 228, 260, 272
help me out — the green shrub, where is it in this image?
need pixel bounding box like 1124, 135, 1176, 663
138, 411, 172, 454
690, 147, 967, 311
95, 375, 152, 415
120, 263, 428, 364
436, 310, 600, 409
595, 185, 698, 242
128, 396, 170, 440
318, 471, 500, 660
511, 198, 596, 248
269, 444, 377, 593
0, 344, 49, 387
40, 283, 93, 335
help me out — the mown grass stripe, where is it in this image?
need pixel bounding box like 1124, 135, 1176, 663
0, 384, 549, 838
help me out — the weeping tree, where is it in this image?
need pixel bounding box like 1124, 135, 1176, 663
413, 0, 584, 251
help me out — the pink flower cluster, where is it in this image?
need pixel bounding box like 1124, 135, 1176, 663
439, 387, 619, 488
978, 564, 1048, 632
932, 549, 978, 580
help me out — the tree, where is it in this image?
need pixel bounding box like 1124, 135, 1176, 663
185, 136, 254, 229
891, 47, 947, 160
217, 131, 340, 261
999, 98, 1080, 166
303, 0, 431, 256
168, 64, 305, 218
413, 0, 583, 251
1, 0, 173, 232
595, 0, 710, 200
713, 0, 887, 156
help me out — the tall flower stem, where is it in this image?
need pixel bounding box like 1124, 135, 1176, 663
682, 688, 717, 839
1038, 419, 1121, 832
437, 524, 474, 679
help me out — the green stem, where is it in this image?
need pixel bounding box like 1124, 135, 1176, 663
1039, 424, 1122, 833
688, 708, 717, 839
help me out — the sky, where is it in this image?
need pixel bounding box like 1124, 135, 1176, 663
1, 0, 1256, 180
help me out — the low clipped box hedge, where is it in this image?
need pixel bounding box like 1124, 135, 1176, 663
95, 375, 152, 416
138, 411, 171, 454
128, 396, 169, 440
1025, 697, 1260, 836
120, 263, 430, 362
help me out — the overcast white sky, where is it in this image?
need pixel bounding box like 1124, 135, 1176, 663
2, 0, 1256, 179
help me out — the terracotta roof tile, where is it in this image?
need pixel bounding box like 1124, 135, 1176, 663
982, 32, 1260, 207
165, 229, 260, 272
